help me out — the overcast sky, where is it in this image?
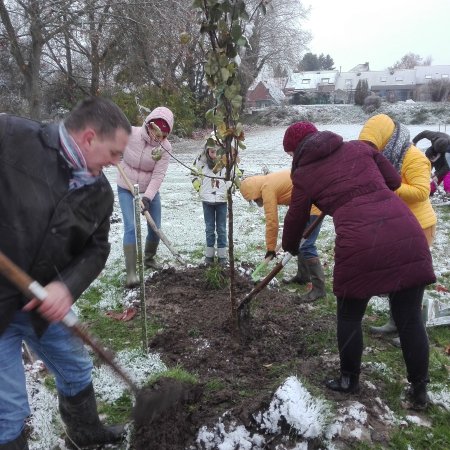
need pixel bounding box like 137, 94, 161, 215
304, 0, 450, 72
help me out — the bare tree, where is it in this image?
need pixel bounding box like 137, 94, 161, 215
239, 0, 311, 105
0, 0, 83, 118
389, 52, 432, 71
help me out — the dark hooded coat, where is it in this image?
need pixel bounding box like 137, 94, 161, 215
282, 131, 435, 299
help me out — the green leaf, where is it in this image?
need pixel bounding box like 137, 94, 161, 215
231, 23, 242, 41
231, 95, 242, 110
237, 141, 246, 149
224, 84, 239, 100
220, 68, 230, 82
237, 36, 247, 47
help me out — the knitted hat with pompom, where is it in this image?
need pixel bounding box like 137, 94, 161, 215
283, 121, 318, 153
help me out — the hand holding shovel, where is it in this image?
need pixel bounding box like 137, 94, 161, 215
251, 243, 282, 282
116, 164, 185, 265
0, 249, 185, 421
238, 212, 326, 315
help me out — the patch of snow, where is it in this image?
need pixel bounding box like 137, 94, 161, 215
405, 415, 432, 427
26, 362, 65, 450
255, 376, 331, 438
429, 387, 450, 411
369, 295, 390, 314
196, 413, 266, 450
93, 348, 166, 403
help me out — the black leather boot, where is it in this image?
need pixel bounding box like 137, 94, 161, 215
58, 383, 124, 449
0, 432, 29, 450
325, 373, 360, 393
406, 381, 429, 411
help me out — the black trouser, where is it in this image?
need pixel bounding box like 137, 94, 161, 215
336, 285, 429, 383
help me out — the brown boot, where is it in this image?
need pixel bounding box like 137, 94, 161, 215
123, 244, 139, 288
298, 257, 326, 302
283, 253, 310, 284
144, 241, 162, 270
58, 383, 124, 449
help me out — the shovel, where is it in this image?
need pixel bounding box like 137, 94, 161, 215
0, 250, 189, 427
0, 250, 141, 396
116, 164, 185, 265
237, 212, 326, 315
251, 243, 282, 282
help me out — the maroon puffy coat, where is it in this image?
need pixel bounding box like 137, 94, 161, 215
282, 131, 435, 299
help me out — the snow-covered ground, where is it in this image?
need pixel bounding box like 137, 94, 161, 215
24, 123, 449, 449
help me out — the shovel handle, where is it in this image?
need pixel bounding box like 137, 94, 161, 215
238, 212, 326, 311
116, 164, 185, 264
0, 250, 140, 394
0, 251, 79, 327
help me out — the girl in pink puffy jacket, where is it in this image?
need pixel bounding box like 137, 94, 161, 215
117, 107, 174, 287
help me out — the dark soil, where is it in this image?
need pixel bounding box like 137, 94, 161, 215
130, 266, 387, 449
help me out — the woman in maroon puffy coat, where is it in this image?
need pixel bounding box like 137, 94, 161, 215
281, 122, 435, 410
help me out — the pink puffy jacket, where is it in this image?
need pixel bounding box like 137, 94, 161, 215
117, 107, 174, 200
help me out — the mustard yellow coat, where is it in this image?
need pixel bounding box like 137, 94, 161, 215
240, 169, 320, 251
359, 114, 436, 229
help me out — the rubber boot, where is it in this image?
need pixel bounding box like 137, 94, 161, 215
325, 373, 360, 394
123, 244, 139, 288
0, 431, 29, 450
217, 247, 227, 266
406, 381, 429, 410
298, 258, 326, 302
283, 253, 310, 285
58, 383, 124, 449
144, 241, 162, 270
204, 247, 215, 265
369, 311, 397, 335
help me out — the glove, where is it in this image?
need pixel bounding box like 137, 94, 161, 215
192, 178, 201, 192
413, 130, 450, 154
141, 196, 151, 214
265, 250, 276, 259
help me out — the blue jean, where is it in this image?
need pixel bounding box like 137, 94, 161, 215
0, 311, 93, 443
299, 215, 322, 259
118, 186, 161, 245
202, 202, 227, 248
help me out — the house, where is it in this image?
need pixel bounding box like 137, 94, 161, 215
246, 79, 286, 108
369, 69, 417, 102
245, 64, 450, 108
283, 71, 338, 104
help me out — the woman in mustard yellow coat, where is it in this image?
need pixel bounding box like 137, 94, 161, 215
359, 114, 436, 336
240, 169, 325, 302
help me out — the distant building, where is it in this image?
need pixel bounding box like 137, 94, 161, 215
246, 79, 286, 108
245, 64, 450, 108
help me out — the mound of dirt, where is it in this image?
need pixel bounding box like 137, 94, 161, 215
129, 266, 394, 449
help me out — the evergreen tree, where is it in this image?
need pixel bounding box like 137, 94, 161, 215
298, 53, 319, 71
298, 52, 335, 71
354, 79, 369, 105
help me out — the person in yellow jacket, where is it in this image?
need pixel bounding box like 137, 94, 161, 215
359, 114, 437, 337
240, 169, 325, 302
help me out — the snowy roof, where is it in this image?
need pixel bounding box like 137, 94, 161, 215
415, 65, 450, 83
248, 79, 286, 103
334, 71, 384, 90
284, 71, 339, 92
349, 63, 370, 72
335, 69, 417, 90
